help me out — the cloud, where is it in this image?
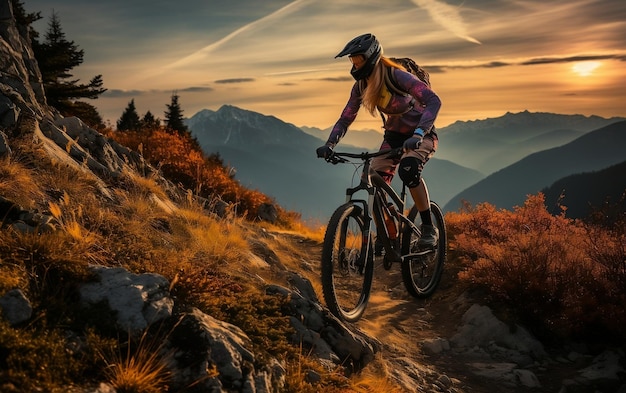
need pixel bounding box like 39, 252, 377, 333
103, 86, 213, 97
410, 0, 481, 44
103, 89, 146, 98
163, 0, 313, 70
215, 78, 255, 84
521, 54, 626, 65
179, 86, 214, 92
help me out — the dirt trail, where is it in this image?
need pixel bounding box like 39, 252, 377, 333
277, 230, 603, 393
358, 257, 487, 392
292, 232, 493, 392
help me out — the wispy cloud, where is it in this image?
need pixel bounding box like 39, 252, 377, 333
103, 86, 213, 97
215, 78, 255, 84
410, 0, 481, 44
163, 0, 313, 70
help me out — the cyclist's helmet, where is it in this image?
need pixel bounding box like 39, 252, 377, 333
335, 33, 382, 81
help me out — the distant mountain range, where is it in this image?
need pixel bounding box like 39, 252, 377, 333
443, 120, 626, 213
436, 111, 625, 175
187, 106, 626, 221
187, 105, 480, 222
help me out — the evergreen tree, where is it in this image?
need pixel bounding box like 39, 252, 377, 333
141, 111, 161, 130
116, 99, 141, 131
32, 11, 106, 125
10, 0, 41, 39
164, 93, 188, 135
66, 101, 104, 130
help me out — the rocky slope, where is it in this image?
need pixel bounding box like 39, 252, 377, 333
1, 2, 624, 392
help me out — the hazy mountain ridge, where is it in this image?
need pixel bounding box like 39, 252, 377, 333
300, 125, 384, 150
187, 105, 321, 150
541, 160, 626, 218
188, 106, 625, 220
444, 120, 626, 214
440, 110, 625, 138
187, 106, 481, 221
435, 111, 625, 174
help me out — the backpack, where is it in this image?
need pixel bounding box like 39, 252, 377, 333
360, 57, 431, 125
357, 57, 431, 96
386, 57, 431, 92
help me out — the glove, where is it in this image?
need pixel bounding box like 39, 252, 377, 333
403, 134, 423, 152
316, 144, 333, 159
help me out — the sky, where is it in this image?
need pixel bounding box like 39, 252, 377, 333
24, 0, 626, 131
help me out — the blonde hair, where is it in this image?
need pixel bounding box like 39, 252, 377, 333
361, 56, 404, 116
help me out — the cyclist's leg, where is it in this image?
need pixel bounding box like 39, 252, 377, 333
371, 139, 399, 184
399, 132, 439, 247
371, 139, 401, 255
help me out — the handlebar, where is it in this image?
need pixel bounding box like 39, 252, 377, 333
325, 147, 403, 164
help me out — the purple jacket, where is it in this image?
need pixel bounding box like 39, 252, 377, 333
327, 67, 441, 146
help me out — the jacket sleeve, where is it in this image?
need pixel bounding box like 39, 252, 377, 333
393, 68, 441, 132
326, 83, 362, 146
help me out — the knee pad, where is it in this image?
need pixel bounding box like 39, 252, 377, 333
398, 157, 422, 188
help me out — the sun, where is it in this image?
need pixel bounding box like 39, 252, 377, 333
571, 61, 601, 77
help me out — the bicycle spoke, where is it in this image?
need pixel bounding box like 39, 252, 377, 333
321, 203, 373, 322
401, 202, 447, 298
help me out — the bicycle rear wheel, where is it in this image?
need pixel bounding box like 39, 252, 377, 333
401, 201, 447, 298
321, 202, 373, 322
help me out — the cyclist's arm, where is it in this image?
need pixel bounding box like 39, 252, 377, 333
326, 83, 362, 146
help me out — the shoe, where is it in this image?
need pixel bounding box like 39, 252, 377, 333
374, 235, 384, 256
418, 224, 439, 249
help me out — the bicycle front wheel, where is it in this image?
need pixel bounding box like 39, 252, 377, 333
401, 201, 447, 298
321, 202, 373, 322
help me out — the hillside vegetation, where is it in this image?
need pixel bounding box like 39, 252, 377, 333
2, 121, 625, 391
1, 2, 625, 390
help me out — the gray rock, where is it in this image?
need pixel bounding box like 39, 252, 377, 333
422, 337, 450, 355
0, 288, 32, 325
79, 266, 173, 333
450, 304, 546, 360
578, 349, 625, 381
514, 368, 541, 388
266, 282, 377, 372
257, 203, 278, 223
168, 308, 284, 392
0, 129, 11, 156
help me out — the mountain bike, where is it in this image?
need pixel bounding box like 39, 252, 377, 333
320, 148, 447, 322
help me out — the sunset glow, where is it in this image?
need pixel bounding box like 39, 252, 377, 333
25, 0, 626, 129
571, 61, 601, 77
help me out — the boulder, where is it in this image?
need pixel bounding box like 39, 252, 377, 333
167, 307, 286, 392
79, 266, 173, 333
0, 288, 32, 325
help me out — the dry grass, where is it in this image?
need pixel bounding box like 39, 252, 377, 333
99, 328, 173, 393
0, 156, 43, 209
0, 130, 409, 393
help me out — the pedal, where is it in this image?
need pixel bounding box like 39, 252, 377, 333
383, 248, 402, 270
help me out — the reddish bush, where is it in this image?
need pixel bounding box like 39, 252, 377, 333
447, 193, 626, 344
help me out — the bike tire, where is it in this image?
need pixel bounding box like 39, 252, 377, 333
321, 202, 374, 322
400, 201, 447, 298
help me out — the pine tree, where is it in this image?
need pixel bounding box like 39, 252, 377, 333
164, 93, 189, 135
32, 11, 106, 124
141, 111, 161, 130
116, 99, 141, 131
10, 0, 41, 39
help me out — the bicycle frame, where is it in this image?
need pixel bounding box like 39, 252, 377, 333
334, 149, 421, 260
321, 148, 448, 321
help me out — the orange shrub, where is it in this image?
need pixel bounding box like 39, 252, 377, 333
447, 193, 626, 344
105, 128, 296, 223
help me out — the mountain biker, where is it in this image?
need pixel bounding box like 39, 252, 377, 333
316, 33, 442, 250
